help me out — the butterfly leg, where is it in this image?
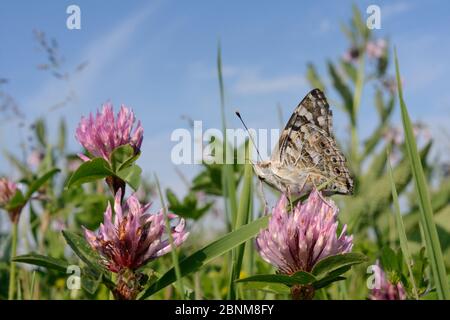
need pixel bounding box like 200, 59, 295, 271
297, 172, 312, 198
258, 178, 268, 214
286, 185, 294, 211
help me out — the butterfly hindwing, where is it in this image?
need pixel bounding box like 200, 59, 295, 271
268, 88, 353, 195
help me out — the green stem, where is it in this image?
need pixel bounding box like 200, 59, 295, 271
8, 222, 18, 300
154, 174, 184, 299
387, 157, 419, 300
227, 143, 252, 299
394, 50, 449, 299
351, 55, 365, 175
350, 127, 359, 173
109, 273, 116, 300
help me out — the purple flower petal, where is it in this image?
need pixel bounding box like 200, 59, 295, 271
83, 194, 188, 272
256, 189, 353, 274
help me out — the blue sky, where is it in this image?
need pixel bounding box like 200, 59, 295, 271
1, 0, 450, 194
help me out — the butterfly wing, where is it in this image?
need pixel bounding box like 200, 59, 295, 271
271, 88, 353, 195
274, 89, 332, 159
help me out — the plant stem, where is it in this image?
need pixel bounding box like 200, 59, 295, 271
350, 55, 365, 174
227, 142, 252, 299
387, 154, 419, 299
8, 222, 18, 300
394, 50, 449, 299
30, 271, 36, 300
110, 273, 117, 300
154, 174, 184, 299
217, 43, 238, 231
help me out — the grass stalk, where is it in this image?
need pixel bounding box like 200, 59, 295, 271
387, 154, 419, 299
227, 142, 252, 299
394, 48, 449, 299
8, 221, 18, 300
350, 54, 365, 174
217, 43, 238, 230
154, 174, 185, 299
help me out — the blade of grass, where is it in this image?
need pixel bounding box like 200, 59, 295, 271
139, 215, 269, 299
350, 53, 365, 175
16, 278, 22, 300
154, 174, 185, 299
394, 48, 449, 299
30, 271, 36, 299
228, 141, 252, 299
217, 43, 239, 297
217, 43, 238, 229
387, 152, 419, 299
8, 222, 18, 300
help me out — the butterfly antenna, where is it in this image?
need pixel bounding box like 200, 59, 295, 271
235, 110, 263, 161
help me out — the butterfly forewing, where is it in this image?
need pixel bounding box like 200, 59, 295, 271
261, 88, 353, 196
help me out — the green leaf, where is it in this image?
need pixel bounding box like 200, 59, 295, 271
352, 4, 369, 41
166, 189, 213, 220
380, 247, 398, 273
109, 144, 140, 172
13, 253, 68, 273
312, 264, 351, 290
228, 142, 253, 299
3, 151, 32, 177
341, 60, 357, 83
5, 190, 26, 212
82, 277, 102, 294
15, 253, 110, 294
154, 174, 185, 299
66, 158, 114, 189
306, 63, 325, 91
29, 204, 39, 242
328, 61, 354, 124
138, 215, 270, 299
387, 155, 419, 299
217, 44, 238, 232
58, 118, 67, 153
362, 123, 387, 159
394, 49, 449, 299
348, 142, 431, 232
34, 118, 47, 147
236, 272, 316, 286
311, 253, 367, 278
116, 164, 142, 191
340, 22, 357, 45
239, 281, 291, 295
313, 276, 347, 290
25, 168, 60, 199
61, 230, 106, 275
166, 189, 181, 207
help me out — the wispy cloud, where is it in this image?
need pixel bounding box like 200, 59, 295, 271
318, 19, 332, 34
24, 3, 158, 116
382, 2, 414, 20
232, 70, 306, 95
188, 62, 306, 95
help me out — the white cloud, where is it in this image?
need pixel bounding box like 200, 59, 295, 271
318, 19, 332, 34
24, 3, 158, 116
382, 2, 413, 20
232, 70, 306, 95
187, 62, 306, 95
